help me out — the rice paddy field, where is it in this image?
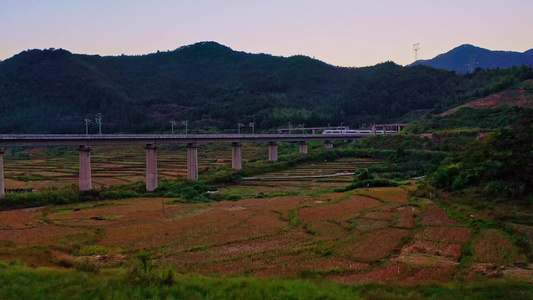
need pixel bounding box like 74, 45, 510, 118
3, 143, 379, 196
1, 143, 532, 299
241, 158, 380, 192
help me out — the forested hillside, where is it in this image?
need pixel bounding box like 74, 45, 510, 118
1, 42, 532, 133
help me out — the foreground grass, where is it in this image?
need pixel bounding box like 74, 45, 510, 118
1, 266, 532, 300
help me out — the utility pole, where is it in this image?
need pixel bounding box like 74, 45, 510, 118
181, 120, 188, 134
84, 119, 92, 135
170, 121, 177, 134
298, 124, 305, 134
413, 43, 420, 62
249, 122, 255, 135
95, 113, 102, 135
237, 123, 244, 135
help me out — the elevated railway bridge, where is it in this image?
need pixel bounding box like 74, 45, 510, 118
0, 128, 404, 198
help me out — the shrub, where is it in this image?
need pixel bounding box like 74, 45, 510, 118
75, 258, 100, 273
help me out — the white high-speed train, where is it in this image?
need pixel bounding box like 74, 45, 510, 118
321, 129, 395, 134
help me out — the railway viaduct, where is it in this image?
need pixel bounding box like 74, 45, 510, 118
0, 133, 381, 198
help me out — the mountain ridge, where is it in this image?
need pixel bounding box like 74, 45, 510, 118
411, 44, 533, 73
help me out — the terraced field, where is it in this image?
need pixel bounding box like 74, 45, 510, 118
3, 143, 371, 195
2, 184, 531, 284
241, 158, 382, 192
3, 144, 262, 191
2, 144, 531, 285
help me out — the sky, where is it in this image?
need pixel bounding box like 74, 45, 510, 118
1, 0, 532, 67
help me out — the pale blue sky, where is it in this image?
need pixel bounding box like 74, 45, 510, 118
1, 0, 532, 67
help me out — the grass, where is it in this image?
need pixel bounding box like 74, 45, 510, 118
287, 208, 302, 228
1, 265, 532, 300
52, 202, 119, 214
78, 245, 123, 256
13, 174, 48, 182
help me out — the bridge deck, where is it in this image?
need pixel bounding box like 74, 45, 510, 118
0, 133, 372, 147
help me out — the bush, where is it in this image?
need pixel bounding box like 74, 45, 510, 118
128, 251, 175, 286
75, 258, 100, 273
354, 168, 370, 181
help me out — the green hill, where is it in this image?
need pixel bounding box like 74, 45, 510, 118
1, 42, 532, 133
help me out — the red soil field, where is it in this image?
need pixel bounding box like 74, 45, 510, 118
0, 225, 87, 247
4, 178, 33, 189
306, 221, 347, 239
363, 211, 396, 220
396, 265, 458, 284
335, 228, 410, 260
420, 205, 459, 225
0, 209, 41, 229
394, 253, 459, 268
1, 186, 531, 284
357, 187, 409, 203
328, 262, 410, 284
330, 262, 458, 285
353, 218, 390, 231
298, 195, 381, 222
395, 205, 419, 228
251, 259, 372, 277
166, 229, 314, 264
415, 226, 472, 244
400, 240, 463, 259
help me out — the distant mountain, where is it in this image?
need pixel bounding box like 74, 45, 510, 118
411, 44, 533, 74
0, 42, 532, 133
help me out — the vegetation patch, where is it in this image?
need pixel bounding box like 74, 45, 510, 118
428, 110, 533, 198
77, 245, 123, 256
1, 265, 532, 299
472, 229, 527, 265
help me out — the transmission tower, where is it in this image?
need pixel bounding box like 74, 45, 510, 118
413, 43, 420, 62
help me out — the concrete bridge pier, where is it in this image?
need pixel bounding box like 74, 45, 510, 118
371, 125, 376, 135
383, 125, 387, 135
325, 140, 333, 149
78, 146, 92, 191
231, 142, 242, 170
187, 143, 199, 180
299, 141, 308, 154
268, 142, 278, 162
0, 149, 4, 199
145, 144, 158, 191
